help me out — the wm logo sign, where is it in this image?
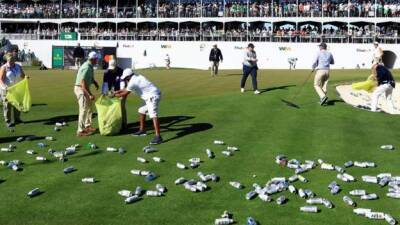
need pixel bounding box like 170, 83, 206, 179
278, 47, 292, 51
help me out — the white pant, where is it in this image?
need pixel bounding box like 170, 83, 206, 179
138, 95, 161, 119
371, 83, 394, 112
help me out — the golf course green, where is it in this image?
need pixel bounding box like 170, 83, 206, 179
0, 68, 399, 225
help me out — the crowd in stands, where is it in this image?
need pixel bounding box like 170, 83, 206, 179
1, 23, 398, 43
2, 1, 400, 18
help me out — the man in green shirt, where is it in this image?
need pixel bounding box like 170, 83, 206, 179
74, 51, 99, 136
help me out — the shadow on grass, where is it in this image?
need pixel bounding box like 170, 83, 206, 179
224, 73, 242, 76
121, 116, 213, 143
260, 85, 296, 94
326, 99, 344, 106
23, 114, 98, 125
32, 103, 48, 107
0, 135, 45, 144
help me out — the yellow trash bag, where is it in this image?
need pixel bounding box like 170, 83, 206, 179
352, 78, 377, 93
95, 95, 122, 136
6, 78, 31, 112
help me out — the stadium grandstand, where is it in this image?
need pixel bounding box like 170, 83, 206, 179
0, 0, 399, 43
1, 0, 400, 69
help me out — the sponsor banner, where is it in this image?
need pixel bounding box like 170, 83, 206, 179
52, 46, 64, 69
59, 32, 78, 41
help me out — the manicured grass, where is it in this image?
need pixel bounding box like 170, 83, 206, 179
0, 68, 399, 225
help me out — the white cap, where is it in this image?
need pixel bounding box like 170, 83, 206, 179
374, 41, 379, 45
88, 51, 98, 60
108, 59, 116, 70
121, 68, 134, 80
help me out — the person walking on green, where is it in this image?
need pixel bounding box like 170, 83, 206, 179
74, 51, 99, 137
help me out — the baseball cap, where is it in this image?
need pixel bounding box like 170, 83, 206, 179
319, 42, 327, 49
121, 68, 134, 80
88, 51, 98, 60
108, 59, 116, 70
374, 41, 379, 45
248, 43, 255, 48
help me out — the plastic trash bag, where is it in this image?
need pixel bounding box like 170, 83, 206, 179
95, 95, 122, 136
6, 78, 31, 112
352, 79, 377, 93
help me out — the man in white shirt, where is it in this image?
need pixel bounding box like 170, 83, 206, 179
115, 68, 163, 145
372, 41, 383, 65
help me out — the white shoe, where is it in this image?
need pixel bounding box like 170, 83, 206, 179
241, 88, 245, 93
254, 90, 260, 95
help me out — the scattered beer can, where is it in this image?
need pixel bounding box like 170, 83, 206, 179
361, 193, 378, 200
143, 146, 157, 154
106, 147, 118, 152
130, 170, 141, 176
321, 163, 335, 170
82, 177, 95, 183
288, 175, 298, 183
386, 193, 400, 199
156, 184, 167, 193
381, 145, 395, 150
344, 161, 354, 168
258, 193, 272, 202
63, 166, 75, 174
214, 140, 224, 145
227, 146, 239, 151
26, 150, 35, 155
36, 156, 47, 161
365, 212, 385, 220
175, 177, 186, 185
16, 137, 25, 142
276, 196, 287, 205
246, 191, 257, 200
288, 185, 297, 194
300, 206, 319, 213
343, 195, 356, 207
125, 195, 141, 204
45, 136, 55, 141
222, 151, 233, 157
177, 163, 187, 170
214, 218, 234, 225
1, 148, 13, 152
229, 181, 243, 189
353, 208, 371, 216
206, 149, 215, 159
152, 157, 163, 163
118, 190, 133, 198
146, 190, 162, 197
297, 175, 308, 183
27, 188, 41, 198
350, 189, 367, 196
135, 186, 143, 196
145, 172, 158, 182
137, 157, 147, 163
362, 175, 378, 184
384, 214, 397, 225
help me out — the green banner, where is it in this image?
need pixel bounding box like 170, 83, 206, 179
52, 46, 64, 69
59, 32, 78, 40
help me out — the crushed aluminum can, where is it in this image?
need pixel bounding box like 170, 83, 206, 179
27, 188, 41, 198
125, 195, 141, 204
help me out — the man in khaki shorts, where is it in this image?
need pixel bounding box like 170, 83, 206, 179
74, 51, 99, 136
312, 42, 335, 106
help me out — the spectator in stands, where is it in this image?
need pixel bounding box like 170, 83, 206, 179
73, 43, 85, 69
